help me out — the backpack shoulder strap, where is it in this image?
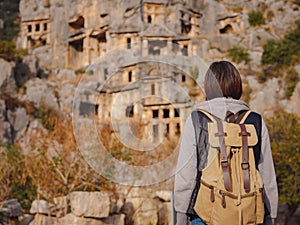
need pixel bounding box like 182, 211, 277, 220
196, 110, 218, 123
196, 110, 231, 191
238, 111, 252, 124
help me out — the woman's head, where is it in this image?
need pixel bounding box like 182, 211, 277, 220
204, 61, 242, 100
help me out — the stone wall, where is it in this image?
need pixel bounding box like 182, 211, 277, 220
8, 189, 173, 225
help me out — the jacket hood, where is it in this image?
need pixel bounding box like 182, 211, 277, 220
193, 97, 249, 120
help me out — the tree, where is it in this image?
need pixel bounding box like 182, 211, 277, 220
266, 111, 300, 224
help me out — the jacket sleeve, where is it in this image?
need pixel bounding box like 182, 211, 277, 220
258, 118, 278, 221
174, 115, 197, 225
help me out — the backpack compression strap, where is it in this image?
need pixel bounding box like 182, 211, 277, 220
215, 119, 231, 192
197, 110, 232, 191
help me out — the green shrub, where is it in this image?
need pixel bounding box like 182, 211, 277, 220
260, 21, 300, 82
266, 111, 300, 222
228, 47, 250, 64
262, 21, 300, 67
248, 10, 265, 26
0, 143, 36, 211
284, 67, 299, 98
0, 41, 27, 61
0, 0, 20, 42
37, 102, 60, 131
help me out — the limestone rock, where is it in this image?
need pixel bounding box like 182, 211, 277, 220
249, 78, 282, 116
122, 197, 158, 225
101, 214, 125, 225
60, 213, 125, 225
53, 196, 68, 217
7, 107, 29, 132
22, 78, 59, 110
70, 192, 110, 218
14, 60, 32, 87
0, 59, 16, 94
57, 69, 76, 81
0, 121, 13, 146
155, 191, 171, 202
158, 202, 172, 225
17, 119, 48, 154
132, 198, 158, 225
212, 34, 241, 52
0, 99, 6, 120
30, 200, 54, 215
0, 59, 13, 88
29, 213, 56, 225
1, 199, 23, 217
59, 83, 76, 114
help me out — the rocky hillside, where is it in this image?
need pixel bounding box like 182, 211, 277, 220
0, 0, 300, 225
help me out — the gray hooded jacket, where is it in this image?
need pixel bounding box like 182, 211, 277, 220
174, 98, 278, 225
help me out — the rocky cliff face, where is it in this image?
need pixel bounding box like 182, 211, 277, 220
0, 0, 300, 224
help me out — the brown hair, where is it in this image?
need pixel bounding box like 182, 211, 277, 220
204, 61, 242, 100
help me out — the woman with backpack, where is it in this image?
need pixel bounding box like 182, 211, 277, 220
174, 61, 278, 225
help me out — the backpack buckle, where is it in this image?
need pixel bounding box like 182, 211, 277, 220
241, 162, 249, 170
221, 160, 229, 167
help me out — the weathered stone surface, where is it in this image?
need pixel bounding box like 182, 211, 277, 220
1, 199, 23, 217
158, 202, 172, 225
132, 198, 158, 225
155, 191, 171, 202
7, 107, 29, 132
70, 192, 110, 218
110, 194, 125, 214
101, 214, 125, 225
122, 197, 158, 225
60, 213, 125, 225
22, 78, 59, 110
0, 59, 13, 88
30, 200, 54, 215
18, 215, 34, 225
58, 83, 76, 114
29, 213, 56, 225
14, 61, 32, 87
249, 77, 285, 116
57, 69, 76, 81
0, 59, 16, 94
0, 120, 13, 145
53, 196, 68, 217
17, 119, 48, 153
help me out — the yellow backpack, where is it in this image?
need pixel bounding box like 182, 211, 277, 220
194, 110, 264, 225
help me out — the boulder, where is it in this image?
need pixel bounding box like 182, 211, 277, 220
53, 196, 68, 217
0, 99, 6, 120
57, 69, 76, 81
122, 197, 158, 225
155, 191, 171, 202
30, 200, 54, 215
7, 106, 29, 132
17, 119, 48, 154
0, 121, 13, 145
60, 213, 125, 225
70, 192, 110, 218
1, 199, 23, 217
29, 213, 56, 225
23, 78, 59, 110
58, 83, 76, 114
14, 55, 36, 87
101, 214, 125, 225
0, 58, 16, 94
